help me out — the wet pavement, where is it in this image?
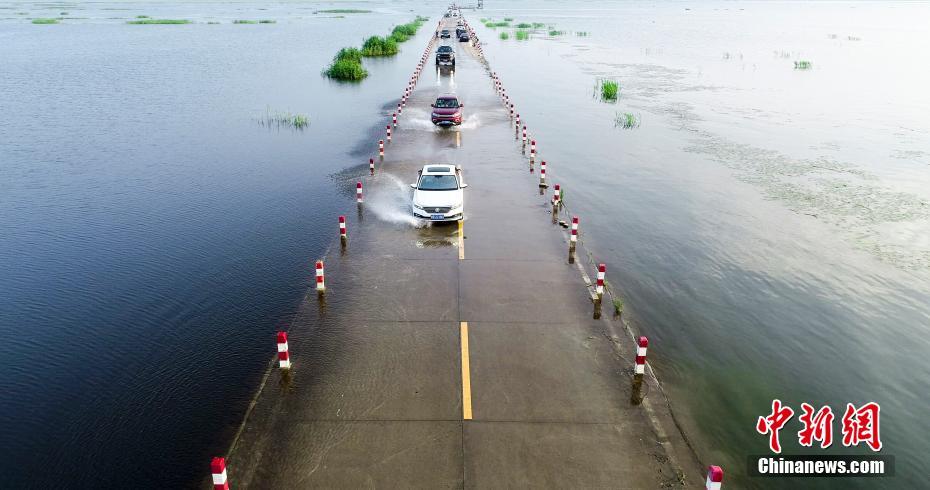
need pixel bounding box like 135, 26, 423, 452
222, 17, 702, 489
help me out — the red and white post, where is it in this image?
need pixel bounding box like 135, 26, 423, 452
369, 158, 375, 175
386, 125, 392, 142
568, 215, 578, 263
551, 183, 561, 222
706, 465, 723, 490
315, 260, 325, 293
522, 126, 527, 145
530, 139, 536, 164
379, 140, 384, 158
539, 160, 548, 187
277, 331, 290, 369
393, 112, 398, 126
211, 457, 228, 490
631, 335, 648, 404
339, 215, 347, 247
594, 262, 605, 318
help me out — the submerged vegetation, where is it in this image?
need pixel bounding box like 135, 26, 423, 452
514, 29, 529, 40
325, 16, 426, 80
516, 22, 532, 28
324, 47, 367, 81
233, 19, 276, 24
261, 109, 310, 130
794, 60, 813, 69
361, 35, 398, 56
615, 112, 640, 129
576, 31, 589, 36
499, 31, 509, 40
549, 30, 564, 36
127, 18, 191, 24
31, 17, 60, 24
600, 79, 620, 100
315, 9, 371, 14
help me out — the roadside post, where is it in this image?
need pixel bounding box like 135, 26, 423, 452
210, 457, 228, 490
277, 332, 290, 370
569, 216, 578, 264
339, 215, 347, 247
594, 263, 605, 318
631, 336, 648, 404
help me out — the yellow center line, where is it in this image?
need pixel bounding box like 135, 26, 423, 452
457, 219, 465, 260
460, 321, 473, 420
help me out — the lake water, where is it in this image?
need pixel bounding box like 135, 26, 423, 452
1, 1, 928, 488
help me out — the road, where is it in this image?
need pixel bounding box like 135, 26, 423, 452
220, 16, 704, 489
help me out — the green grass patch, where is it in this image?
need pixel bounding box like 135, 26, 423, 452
794, 60, 813, 69
315, 9, 371, 14
515, 22, 532, 28
135, 15, 149, 18
32, 17, 60, 24
600, 79, 619, 100
549, 30, 564, 36
324, 47, 367, 81
612, 297, 624, 316
514, 29, 529, 40
532, 22, 545, 28
361, 35, 398, 56
499, 31, 509, 40
485, 21, 509, 28
614, 112, 640, 129
262, 109, 310, 129
127, 18, 190, 24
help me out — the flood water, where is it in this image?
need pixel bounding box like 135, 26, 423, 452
1, 1, 928, 488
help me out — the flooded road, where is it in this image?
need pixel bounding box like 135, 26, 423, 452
1, 1, 928, 488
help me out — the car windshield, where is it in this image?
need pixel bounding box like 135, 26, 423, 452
418, 174, 458, 190
435, 98, 459, 108
438, 46, 453, 52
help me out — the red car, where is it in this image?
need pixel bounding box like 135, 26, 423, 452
431, 95, 463, 126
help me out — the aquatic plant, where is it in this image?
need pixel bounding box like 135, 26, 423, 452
31, 17, 59, 24
60, 11, 68, 15
262, 109, 310, 129
499, 31, 509, 40
485, 21, 509, 28
515, 29, 529, 40
259, 19, 275, 24
136, 15, 149, 18
479, 18, 487, 23
575, 31, 589, 36
361, 35, 398, 56
324, 47, 367, 81
600, 79, 619, 100
315, 9, 371, 14
549, 30, 564, 36
504, 17, 513, 21
516, 22, 532, 28
233, 19, 274, 24
794, 60, 813, 69
614, 112, 640, 129
612, 297, 624, 316
325, 58, 367, 81
127, 18, 191, 24
532, 22, 544, 28
207, 21, 220, 24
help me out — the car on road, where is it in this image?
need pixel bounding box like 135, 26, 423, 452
440, 29, 451, 39
431, 94, 463, 126
458, 31, 470, 42
435, 45, 455, 66
410, 164, 467, 221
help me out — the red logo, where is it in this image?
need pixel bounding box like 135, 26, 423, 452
758, 401, 882, 453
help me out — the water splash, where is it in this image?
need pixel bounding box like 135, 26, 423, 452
367, 173, 425, 227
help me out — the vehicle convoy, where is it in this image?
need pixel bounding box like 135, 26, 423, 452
435, 45, 455, 66
431, 94, 463, 126
410, 164, 467, 221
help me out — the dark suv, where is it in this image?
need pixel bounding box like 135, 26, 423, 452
431, 95, 463, 126
435, 45, 455, 66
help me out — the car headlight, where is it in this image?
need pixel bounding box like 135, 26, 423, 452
432, 112, 442, 118
413, 203, 426, 211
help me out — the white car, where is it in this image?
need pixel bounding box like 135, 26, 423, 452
410, 164, 467, 221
